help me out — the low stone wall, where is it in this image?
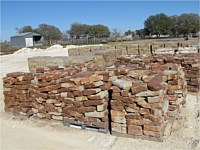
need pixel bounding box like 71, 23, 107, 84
68, 41, 199, 57
28, 56, 94, 73
28, 49, 123, 73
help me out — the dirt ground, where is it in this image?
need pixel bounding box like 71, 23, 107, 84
0, 44, 200, 150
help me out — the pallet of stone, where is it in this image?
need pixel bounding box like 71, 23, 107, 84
109, 68, 169, 141
3, 72, 34, 116
61, 71, 110, 132
63, 119, 109, 133
181, 54, 200, 92
29, 69, 80, 121
150, 63, 187, 117
112, 56, 188, 118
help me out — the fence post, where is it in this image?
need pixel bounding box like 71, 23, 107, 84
150, 45, 153, 56
138, 45, 140, 55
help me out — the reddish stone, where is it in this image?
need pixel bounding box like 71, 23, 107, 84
60, 98, 74, 104
144, 125, 161, 132
100, 83, 112, 90
39, 84, 61, 92
166, 95, 178, 101
111, 86, 121, 93
131, 82, 147, 94
92, 121, 108, 128
121, 90, 129, 97
127, 125, 143, 136
3, 77, 17, 84
83, 88, 101, 96
63, 109, 82, 117
143, 130, 161, 137
83, 99, 103, 107
73, 90, 83, 97
73, 101, 83, 107
7, 72, 25, 78
150, 102, 163, 109
67, 92, 74, 98
147, 75, 163, 91
140, 108, 150, 115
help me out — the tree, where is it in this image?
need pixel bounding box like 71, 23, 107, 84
170, 15, 179, 37
35, 24, 62, 44
135, 29, 146, 38
170, 13, 199, 37
111, 28, 121, 38
68, 23, 110, 39
144, 13, 171, 38
124, 30, 135, 36
178, 13, 199, 36
16, 25, 33, 33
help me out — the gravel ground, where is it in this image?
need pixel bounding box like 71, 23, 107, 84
0, 45, 199, 150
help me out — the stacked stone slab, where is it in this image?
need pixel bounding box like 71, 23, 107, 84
3, 72, 34, 116
115, 53, 200, 92
183, 57, 200, 92
163, 54, 200, 92
29, 69, 80, 121
150, 64, 187, 117
62, 71, 110, 132
114, 56, 188, 118
4, 53, 199, 141
109, 68, 168, 141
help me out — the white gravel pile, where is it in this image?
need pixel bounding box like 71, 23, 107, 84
13, 44, 103, 56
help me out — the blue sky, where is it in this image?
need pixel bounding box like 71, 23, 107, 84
1, 1, 199, 41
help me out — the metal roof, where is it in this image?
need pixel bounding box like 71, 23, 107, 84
11, 32, 41, 37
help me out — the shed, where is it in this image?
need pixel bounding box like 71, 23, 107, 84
10, 32, 43, 47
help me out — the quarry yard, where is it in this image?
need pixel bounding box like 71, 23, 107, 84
0, 40, 200, 150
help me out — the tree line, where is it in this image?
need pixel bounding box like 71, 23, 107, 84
17, 13, 199, 44
136, 13, 199, 38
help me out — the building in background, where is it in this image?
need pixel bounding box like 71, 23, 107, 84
10, 32, 43, 47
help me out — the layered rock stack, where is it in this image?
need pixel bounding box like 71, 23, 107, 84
109, 69, 168, 141
3, 72, 34, 116
180, 55, 200, 92
62, 71, 110, 132
115, 54, 200, 92
150, 64, 187, 117
164, 54, 200, 92
3, 52, 199, 141
29, 69, 81, 121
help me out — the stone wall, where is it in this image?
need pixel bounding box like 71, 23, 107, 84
68, 41, 199, 56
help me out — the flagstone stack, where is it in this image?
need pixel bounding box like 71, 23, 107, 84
109, 68, 169, 141
29, 69, 76, 121
149, 63, 187, 117
62, 71, 110, 132
3, 72, 34, 116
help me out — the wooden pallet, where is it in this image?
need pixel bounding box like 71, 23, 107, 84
63, 121, 109, 134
